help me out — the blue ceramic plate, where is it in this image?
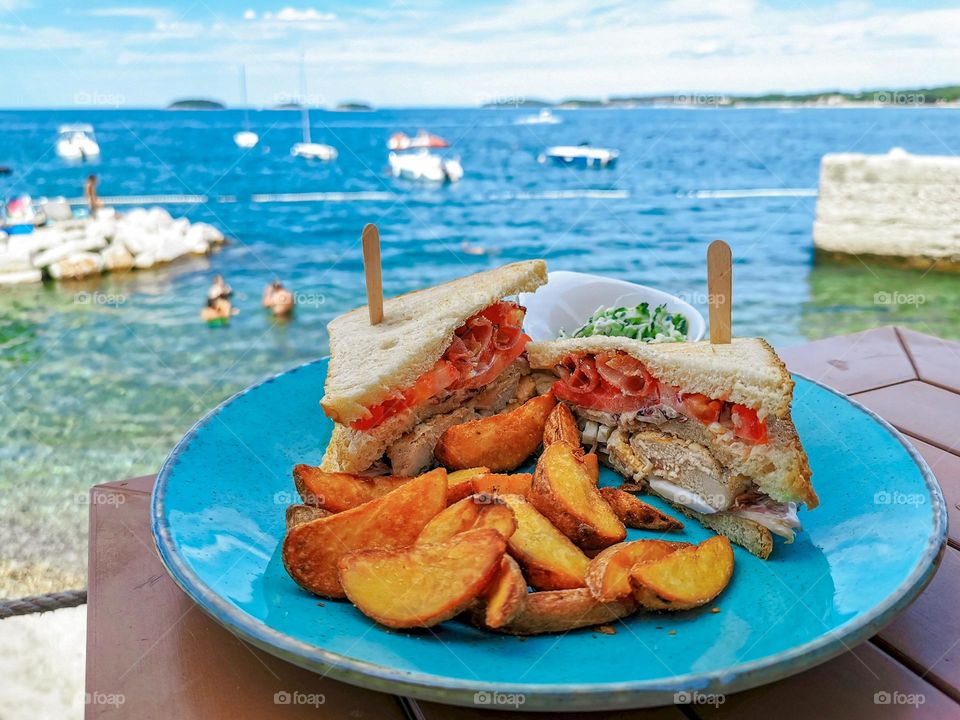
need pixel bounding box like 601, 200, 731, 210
152, 360, 946, 711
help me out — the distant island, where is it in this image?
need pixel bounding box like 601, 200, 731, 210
484, 85, 960, 109
167, 99, 225, 110
335, 102, 374, 112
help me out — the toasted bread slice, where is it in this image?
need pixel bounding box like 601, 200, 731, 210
527, 336, 792, 419
322, 260, 547, 425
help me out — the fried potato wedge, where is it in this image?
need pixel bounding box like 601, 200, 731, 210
585, 540, 689, 602
282, 468, 447, 598
477, 555, 528, 629
472, 473, 533, 498
582, 453, 599, 484
435, 394, 556, 472
493, 588, 636, 635
338, 528, 506, 628
598, 488, 683, 531
630, 536, 734, 611
416, 495, 516, 545
543, 402, 582, 451
293, 464, 410, 512
499, 494, 589, 590
285, 504, 332, 530
446, 467, 490, 503
531, 442, 626, 549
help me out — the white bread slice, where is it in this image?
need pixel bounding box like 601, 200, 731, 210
321, 259, 547, 425
527, 336, 792, 419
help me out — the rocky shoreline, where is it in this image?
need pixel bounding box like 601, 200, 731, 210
0, 207, 226, 285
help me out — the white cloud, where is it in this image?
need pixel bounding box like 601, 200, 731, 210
87, 7, 170, 22
244, 9, 256, 21
263, 7, 336, 23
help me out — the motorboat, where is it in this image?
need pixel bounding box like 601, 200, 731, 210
540, 143, 619, 168
56, 124, 100, 161
388, 151, 462, 182
233, 65, 259, 149
387, 130, 449, 151
517, 109, 561, 125
290, 56, 337, 161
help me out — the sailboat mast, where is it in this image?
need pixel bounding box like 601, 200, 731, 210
299, 54, 311, 144
240, 65, 251, 131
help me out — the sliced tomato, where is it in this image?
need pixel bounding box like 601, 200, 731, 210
730, 404, 768, 444
681, 392, 723, 424
350, 360, 459, 431
552, 379, 652, 413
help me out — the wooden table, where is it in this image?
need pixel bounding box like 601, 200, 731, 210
85, 326, 960, 719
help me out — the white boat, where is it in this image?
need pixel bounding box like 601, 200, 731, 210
388, 151, 462, 182
540, 144, 619, 168
56, 124, 100, 161
517, 109, 561, 125
290, 58, 336, 161
233, 65, 259, 149
387, 130, 450, 150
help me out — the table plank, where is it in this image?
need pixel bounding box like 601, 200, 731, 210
853, 381, 960, 455
695, 642, 956, 719
408, 698, 686, 719
85, 482, 405, 720
778, 326, 916, 395
898, 328, 960, 394
875, 546, 960, 702
906, 437, 960, 549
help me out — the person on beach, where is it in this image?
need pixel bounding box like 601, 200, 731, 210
85, 174, 102, 218
262, 280, 295, 318
207, 274, 232, 303
200, 296, 238, 326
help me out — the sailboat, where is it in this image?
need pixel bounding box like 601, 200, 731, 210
233, 65, 259, 149
290, 56, 337, 161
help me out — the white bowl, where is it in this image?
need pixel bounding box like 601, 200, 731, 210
519, 270, 706, 343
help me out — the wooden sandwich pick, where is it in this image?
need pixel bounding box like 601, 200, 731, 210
361, 223, 384, 325
706, 240, 732, 344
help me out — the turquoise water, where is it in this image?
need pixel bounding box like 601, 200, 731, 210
1, 107, 958, 594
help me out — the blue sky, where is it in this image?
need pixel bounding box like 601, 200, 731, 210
1, 0, 958, 108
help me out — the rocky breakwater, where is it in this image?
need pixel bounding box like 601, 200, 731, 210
0, 207, 226, 285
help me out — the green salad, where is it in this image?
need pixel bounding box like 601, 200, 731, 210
563, 303, 689, 342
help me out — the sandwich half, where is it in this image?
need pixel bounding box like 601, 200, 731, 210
526, 336, 816, 559
320, 259, 548, 476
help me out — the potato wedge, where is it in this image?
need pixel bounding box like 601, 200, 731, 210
479, 555, 528, 629
416, 494, 516, 545
598, 487, 683, 531
293, 464, 410, 512
582, 453, 599, 484
531, 442, 626, 549
543, 402, 582, 451
472, 473, 533, 498
338, 528, 506, 628
494, 588, 636, 635
446, 466, 490, 503
285, 504, 332, 530
585, 540, 689, 602
499, 494, 589, 590
282, 468, 447, 598
435, 394, 556, 471
630, 536, 734, 611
